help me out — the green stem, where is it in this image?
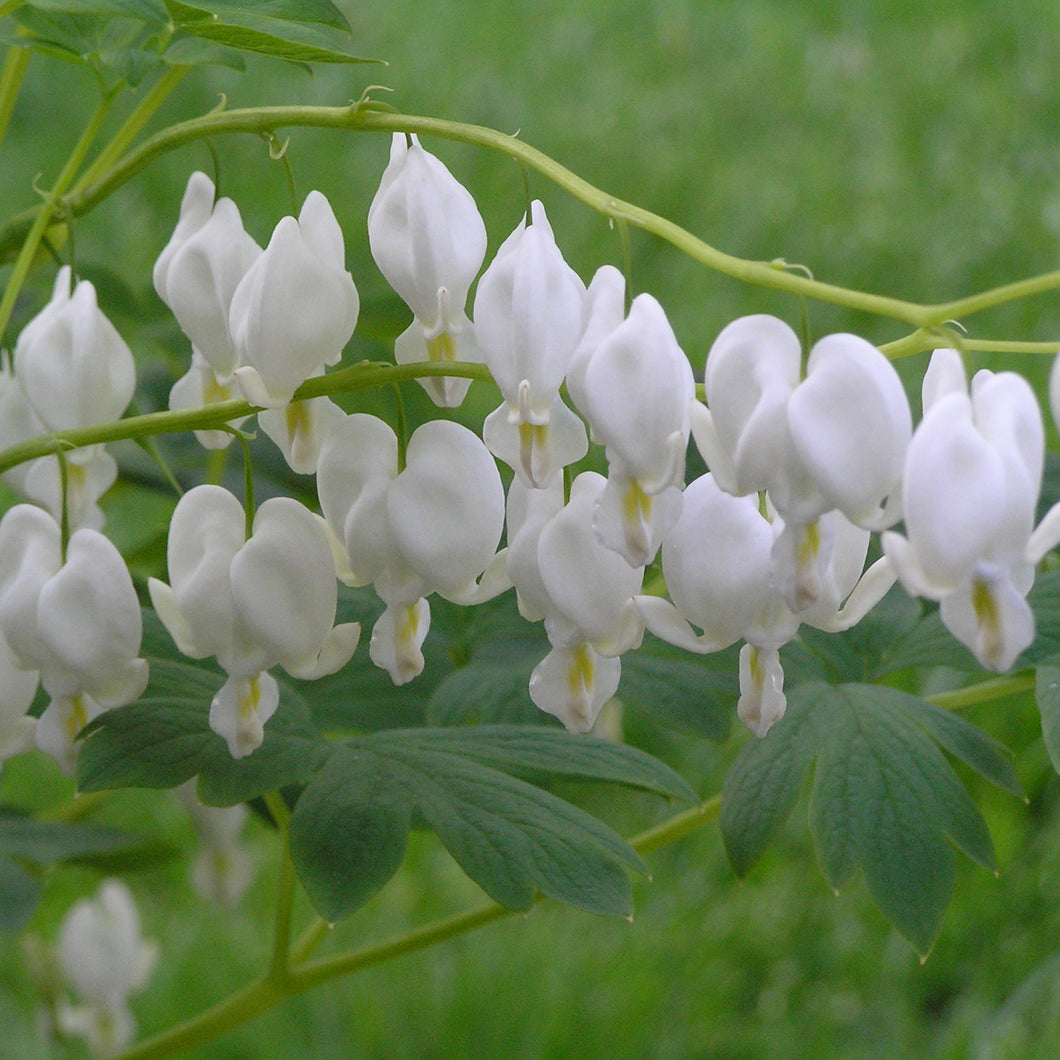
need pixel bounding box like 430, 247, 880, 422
0, 42, 30, 152
262, 792, 296, 982
0, 89, 114, 344
0, 360, 494, 476
111, 799, 721, 1060
927, 673, 1036, 711
71, 65, 189, 196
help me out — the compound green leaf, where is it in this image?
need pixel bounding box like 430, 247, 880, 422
77, 659, 329, 806
166, 0, 378, 64
289, 726, 667, 922
722, 682, 1014, 956
288, 746, 411, 922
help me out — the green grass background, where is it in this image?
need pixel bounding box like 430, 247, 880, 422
5, 1, 1060, 1057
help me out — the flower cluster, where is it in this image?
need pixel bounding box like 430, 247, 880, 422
2, 131, 1060, 780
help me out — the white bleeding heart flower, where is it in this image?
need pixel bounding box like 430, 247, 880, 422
523, 472, 645, 732
257, 390, 347, 475
167, 348, 249, 450
474, 199, 587, 486
564, 264, 627, 428
638, 473, 894, 736
691, 314, 909, 613
231, 191, 359, 409
14, 266, 136, 433
175, 782, 254, 909
149, 485, 360, 758
368, 133, 488, 407
883, 351, 1046, 672
0, 627, 38, 772
153, 171, 262, 380
317, 414, 508, 685
575, 293, 694, 566
0, 504, 148, 774
57, 879, 157, 1058
693, 314, 910, 527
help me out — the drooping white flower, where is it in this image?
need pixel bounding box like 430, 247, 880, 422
0, 505, 148, 773
691, 314, 910, 612
693, 314, 911, 526
14, 267, 136, 433
153, 171, 262, 380
231, 191, 359, 409
257, 391, 347, 475
149, 485, 360, 757
316, 414, 508, 685
518, 472, 644, 732
638, 473, 894, 736
57, 879, 157, 1058
883, 350, 1045, 671
368, 133, 488, 407
474, 200, 587, 486
167, 348, 249, 450
574, 293, 694, 566
0, 627, 38, 772
175, 782, 254, 908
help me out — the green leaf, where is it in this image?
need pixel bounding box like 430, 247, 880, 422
173, 0, 351, 31
0, 808, 148, 863
427, 658, 543, 726
0, 856, 40, 934
0, 809, 162, 931
287, 747, 411, 922
22, 0, 168, 21
1035, 659, 1060, 775
161, 34, 247, 70
289, 727, 663, 922
619, 642, 735, 740
165, 0, 379, 64
722, 683, 1014, 956
397, 749, 642, 915
366, 726, 698, 803
77, 659, 330, 806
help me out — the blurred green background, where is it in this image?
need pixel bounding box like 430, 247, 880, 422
5, 0, 1060, 1057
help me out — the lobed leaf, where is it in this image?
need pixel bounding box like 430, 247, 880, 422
1035, 658, 1060, 776
77, 659, 330, 806
721, 682, 1017, 956
288, 726, 677, 922
619, 643, 734, 741
165, 0, 379, 64
287, 747, 411, 922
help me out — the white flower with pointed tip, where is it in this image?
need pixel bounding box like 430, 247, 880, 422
694, 314, 910, 524
691, 314, 910, 611
883, 350, 1045, 672
175, 782, 254, 908
231, 191, 359, 409
257, 390, 347, 475
519, 472, 644, 732
154, 171, 262, 380
638, 473, 894, 736
14, 267, 136, 433
474, 200, 587, 486
0, 627, 38, 772
317, 414, 508, 685
575, 293, 694, 566
58, 879, 157, 1058
369, 133, 487, 407
149, 485, 360, 757
0, 505, 148, 774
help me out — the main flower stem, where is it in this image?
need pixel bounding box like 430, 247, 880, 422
0, 360, 494, 476
4, 103, 1060, 331
111, 798, 720, 1060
